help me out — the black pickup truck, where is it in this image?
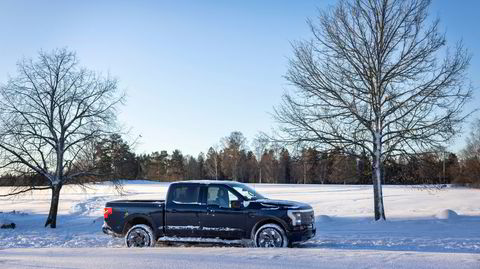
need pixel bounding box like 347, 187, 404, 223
103, 180, 316, 248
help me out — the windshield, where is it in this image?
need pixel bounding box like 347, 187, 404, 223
230, 183, 265, 201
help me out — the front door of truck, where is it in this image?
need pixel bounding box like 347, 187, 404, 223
199, 185, 246, 239
165, 183, 205, 237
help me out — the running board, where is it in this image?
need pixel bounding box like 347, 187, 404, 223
157, 236, 253, 246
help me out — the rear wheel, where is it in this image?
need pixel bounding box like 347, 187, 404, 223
125, 224, 156, 248
254, 223, 288, 248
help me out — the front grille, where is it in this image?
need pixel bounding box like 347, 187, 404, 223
301, 211, 315, 224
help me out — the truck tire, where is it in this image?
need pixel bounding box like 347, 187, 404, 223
254, 223, 288, 248
125, 224, 156, 248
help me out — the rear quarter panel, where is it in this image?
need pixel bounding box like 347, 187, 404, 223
105, 201, 165, 236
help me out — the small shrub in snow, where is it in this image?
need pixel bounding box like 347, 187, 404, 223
0, 216, 16, 229
1, 222, 16, 229
2, 210, 28, 216
0, 212, 16, 229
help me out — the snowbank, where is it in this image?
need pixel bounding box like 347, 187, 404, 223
316, 215, 333, 222
435, 209, 460, 220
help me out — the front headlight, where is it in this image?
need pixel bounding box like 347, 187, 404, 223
287, 210, 303, 226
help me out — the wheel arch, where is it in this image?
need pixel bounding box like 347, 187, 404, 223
249, 217, 289, 240
123, 214, 157, 237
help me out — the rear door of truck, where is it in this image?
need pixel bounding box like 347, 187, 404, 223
165, 183, 205, 237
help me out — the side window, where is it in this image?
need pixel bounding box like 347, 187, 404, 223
207, 186, 239, 208
170, 185, 201, 204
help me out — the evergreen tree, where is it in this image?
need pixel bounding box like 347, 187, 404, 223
168, 150, 185, 180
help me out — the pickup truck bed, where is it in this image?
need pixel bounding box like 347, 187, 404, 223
103, 200, 165, 237
107, 200, 165, 205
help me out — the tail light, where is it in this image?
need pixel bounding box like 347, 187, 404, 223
104, 207, 112, 219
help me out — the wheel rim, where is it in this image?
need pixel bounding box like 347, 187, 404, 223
127, 228, 150, 247
257, 227, 283, 247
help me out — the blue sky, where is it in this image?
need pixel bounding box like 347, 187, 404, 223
0, 0, 478, 156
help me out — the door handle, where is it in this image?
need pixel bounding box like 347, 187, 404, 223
207, 209, 216, 215
171, 209, 177, 213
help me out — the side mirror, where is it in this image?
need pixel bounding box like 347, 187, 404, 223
231, 200, 242, 209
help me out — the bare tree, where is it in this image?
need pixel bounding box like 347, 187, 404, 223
462, 119, 480, 160
275, 0, 472, 220
0, 49, 123, 227
458, 118, 480, 186
252, 135, 270, 183
205, 146, 220, 180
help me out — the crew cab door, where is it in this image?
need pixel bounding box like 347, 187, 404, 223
199, 185, 246, 239
165, 183, 205, 237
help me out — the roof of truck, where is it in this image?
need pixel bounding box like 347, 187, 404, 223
173, 180, 247, 185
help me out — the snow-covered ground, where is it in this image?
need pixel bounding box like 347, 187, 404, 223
0, 182, 479, 268
2, 247, 479, 269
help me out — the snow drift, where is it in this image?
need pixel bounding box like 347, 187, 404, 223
435, 209, 460, 220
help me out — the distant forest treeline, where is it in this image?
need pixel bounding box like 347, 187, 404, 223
1, 131, 478, 187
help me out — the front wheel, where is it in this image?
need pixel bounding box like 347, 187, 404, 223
254, 223, 288, 248
125, 224, 156, 248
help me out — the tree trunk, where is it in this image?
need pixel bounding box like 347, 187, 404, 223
372, 133, 386, 221
45, 184, 62, 228
303, 161, 306, 184
214, 157, 218, 180
259, 167, 262, 184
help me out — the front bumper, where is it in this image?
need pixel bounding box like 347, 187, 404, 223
288, 225, 316, 243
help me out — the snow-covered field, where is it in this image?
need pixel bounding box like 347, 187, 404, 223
1, 182, 479, 268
